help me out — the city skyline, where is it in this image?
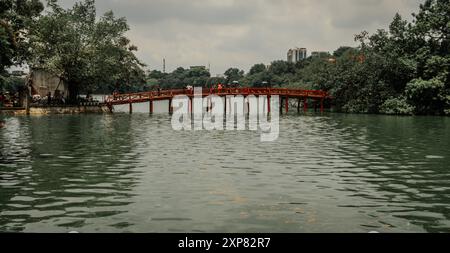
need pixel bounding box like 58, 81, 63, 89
55, 0, 421, 75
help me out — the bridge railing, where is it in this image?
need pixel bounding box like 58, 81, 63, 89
105, 87, 331, 104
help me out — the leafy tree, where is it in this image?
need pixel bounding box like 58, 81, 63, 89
405, 78, 446, 114
0, 0, 44, 71
248, 63, 266, 75
380, 96, 414, 115
333, 46, 356, 57
268, 60, 295, 76
28, 0, 145, 101
147, 70, 166, 80
243, 70, 274, 87
224, 68, 244, 84
187, 67, 210, 86
405, 0, 449, 114
156, 67, 211, 89
0, 74, 25, 93
296, 0, 449, 115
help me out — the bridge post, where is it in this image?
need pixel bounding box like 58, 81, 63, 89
246, 96, 250, 114
303, 98, 308, 113
314, 100, 317, 112
224, 96, 227, 114
169, 98, 173, 114
149, 99, 153, 114
267, 95, 271, 114
210, 97, 213, 112
320, 99, 324, 113
297, 98, 301, 113
279, 97, 283, 115
285, 96, 289, 114
207, 97, 212, 112
189, 97, 192, 114
129, 95, 133, 114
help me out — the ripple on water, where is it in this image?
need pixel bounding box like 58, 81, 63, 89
0, 114, 449, 232
425, 155, 445, 159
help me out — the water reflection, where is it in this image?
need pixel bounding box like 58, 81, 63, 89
0, 115, 142, 232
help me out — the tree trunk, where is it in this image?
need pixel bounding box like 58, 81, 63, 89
68, 81, 79, 104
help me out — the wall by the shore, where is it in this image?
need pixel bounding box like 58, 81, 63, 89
1, 105, 110, 116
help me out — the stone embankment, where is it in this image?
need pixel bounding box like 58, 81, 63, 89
0, 105, 110, 115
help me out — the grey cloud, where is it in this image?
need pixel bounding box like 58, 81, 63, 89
327, 0, 423, 29
57, 0, 425, 74
62, 0, 258, 25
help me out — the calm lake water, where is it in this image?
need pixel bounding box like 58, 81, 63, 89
1, 106, 449, 232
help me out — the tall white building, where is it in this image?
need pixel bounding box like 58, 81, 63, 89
287, 48, 307, 63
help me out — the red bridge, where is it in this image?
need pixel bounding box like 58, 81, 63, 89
105, 87, 332, 114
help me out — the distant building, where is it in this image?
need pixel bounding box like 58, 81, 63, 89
189, 66, 207, 71
28, 69, 69, 98
287, 48, 307, 63
311, 51, 331, 59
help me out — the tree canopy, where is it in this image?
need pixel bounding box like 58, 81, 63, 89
313, 0, 450, 115
0, 0, 43, 70
27, 0, 145, 100
224, 68, 244, 84
1, 0, 43, 91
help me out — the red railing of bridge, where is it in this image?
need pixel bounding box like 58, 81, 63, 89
106, 88, 331, 106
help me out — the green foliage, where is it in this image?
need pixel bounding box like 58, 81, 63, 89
248, 63, 266, 75
0, 0, 44, 71
268, 60, 295, 75
405, 78, 447, 114
242, 70, 273, 87
147, 70, 166, 80
0, 71, 25, 93
239, 61, 297, 87
0, 25, 14, 68
293, 0, 450, 115
224, 68, 244, 84
150, 67, 211, 89
28, 0, 145, 100
380, 96, 415, 115
333, 46, 357, 57
3, 76, 25, 93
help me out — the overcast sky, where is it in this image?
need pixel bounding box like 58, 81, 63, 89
58, 0, 423, 75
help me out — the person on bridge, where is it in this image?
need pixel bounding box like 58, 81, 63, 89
218, 83, 223, 93
186, 85, 193, 94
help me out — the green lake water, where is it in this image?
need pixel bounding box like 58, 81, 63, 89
1, 111, 449, 232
